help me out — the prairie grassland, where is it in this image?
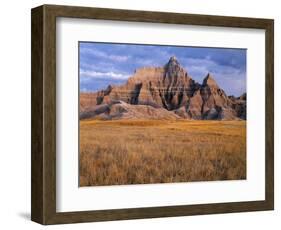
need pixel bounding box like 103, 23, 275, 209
79, 119, 246, 186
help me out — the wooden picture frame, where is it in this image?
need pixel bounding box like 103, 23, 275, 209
31, 4, 274, 225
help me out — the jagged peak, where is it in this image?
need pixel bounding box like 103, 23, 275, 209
164, 55, 185, 74
166, 55, 180, 66
169, 55, 178, 62
202, 73, 218, 87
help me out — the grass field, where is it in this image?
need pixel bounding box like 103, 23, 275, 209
79, 119, 246, 186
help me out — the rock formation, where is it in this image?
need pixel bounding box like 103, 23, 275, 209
80, 56, 246, 120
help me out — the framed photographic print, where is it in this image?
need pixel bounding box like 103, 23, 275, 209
31, 4, 274, 225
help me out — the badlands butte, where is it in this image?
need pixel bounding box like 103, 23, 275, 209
80, 56, 246, 120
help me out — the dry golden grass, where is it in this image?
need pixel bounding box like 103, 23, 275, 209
79, 119, 246, 186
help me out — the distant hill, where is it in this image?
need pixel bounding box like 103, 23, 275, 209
80, 56, 246, 120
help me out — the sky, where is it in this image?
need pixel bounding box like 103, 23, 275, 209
79, 42, 246, 96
